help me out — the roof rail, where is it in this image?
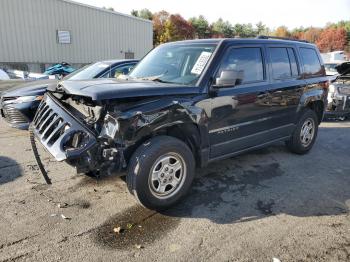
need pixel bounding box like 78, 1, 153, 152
256, 35, 309, 43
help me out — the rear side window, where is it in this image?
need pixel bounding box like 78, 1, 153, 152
217, 47, 264, 85
287, 48, 299, 76
269, 47, 299, 79
299, 48, 322, 77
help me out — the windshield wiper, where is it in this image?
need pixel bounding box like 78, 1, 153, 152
151, 78, 174, 84
133, 70, 171, 82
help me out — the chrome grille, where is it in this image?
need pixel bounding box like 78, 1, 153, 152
2, 96, 19, 101
32, 94, 96, 161
2, 106, 28, 124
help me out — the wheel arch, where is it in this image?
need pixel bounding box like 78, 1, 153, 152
298, 89, 326, 124
306, 100, 324, 124
124, 122, 206, 168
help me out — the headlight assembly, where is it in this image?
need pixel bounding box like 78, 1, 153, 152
100, 114, 119, 138
338, 87, 350, 95
13, 95, 43, 103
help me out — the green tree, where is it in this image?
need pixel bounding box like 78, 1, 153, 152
212, 18, 233, 37
189, 15, 211, 38
131, 9, 139, 17
256, 22, 269, 35
138, 9, 153, 20
103, 6, 115, 11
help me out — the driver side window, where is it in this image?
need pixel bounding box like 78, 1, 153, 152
216, 47, 264, 86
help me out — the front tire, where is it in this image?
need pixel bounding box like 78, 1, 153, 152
126, 136, 195, 210
286, 109, 319, 154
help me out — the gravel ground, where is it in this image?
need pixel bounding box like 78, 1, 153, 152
0, 120, 349, 262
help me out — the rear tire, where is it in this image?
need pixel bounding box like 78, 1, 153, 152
286, 109, 319, 154
126, 136, 195, 210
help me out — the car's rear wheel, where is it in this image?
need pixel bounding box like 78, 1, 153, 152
286, 109, 319, 154
126, 136, 195, 210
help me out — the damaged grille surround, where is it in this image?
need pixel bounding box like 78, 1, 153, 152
1, 106, 28, 124
32, 93, 98, 161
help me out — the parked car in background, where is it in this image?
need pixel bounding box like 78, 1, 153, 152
44, 62, 76, 78
0, 59, 138, 129
30, 37, 328, 210
326, 61, 350, 119
324, 61, 343, 76
0, 69, 10, 80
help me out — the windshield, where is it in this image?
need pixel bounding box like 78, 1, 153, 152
65, 62, 111, 80
129, 43, 217, 85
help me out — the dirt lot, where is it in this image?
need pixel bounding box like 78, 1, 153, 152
0, 120, 349, 262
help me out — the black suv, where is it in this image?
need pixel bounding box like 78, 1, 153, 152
31, 37, 328, 210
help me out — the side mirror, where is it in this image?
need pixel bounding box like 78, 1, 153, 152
214, 70, 243, 88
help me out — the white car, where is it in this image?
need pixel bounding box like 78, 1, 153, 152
324, 62, 342, 76
0, 69, 10, 80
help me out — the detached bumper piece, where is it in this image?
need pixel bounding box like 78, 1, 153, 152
32, 93, 97, 162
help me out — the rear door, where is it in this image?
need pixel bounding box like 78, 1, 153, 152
298, 46, 328, 99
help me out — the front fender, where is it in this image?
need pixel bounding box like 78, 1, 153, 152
115, 97, 210, 150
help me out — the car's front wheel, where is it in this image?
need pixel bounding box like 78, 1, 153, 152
126, 136, 195, 210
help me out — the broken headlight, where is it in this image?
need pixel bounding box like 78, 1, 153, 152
338, 87, 350, 95
100, 114, 119, 138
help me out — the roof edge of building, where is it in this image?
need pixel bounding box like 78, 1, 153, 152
59, 0, 153, 24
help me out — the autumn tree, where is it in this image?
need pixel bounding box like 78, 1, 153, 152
326, 21, 350, 51
316, 27, 348, 52
303, 27, 322, 42
152, 10, 170, 45
273, 26, 291, 38
163, 14, 195, 42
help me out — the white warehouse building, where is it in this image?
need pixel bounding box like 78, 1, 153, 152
0, 0, 153, 72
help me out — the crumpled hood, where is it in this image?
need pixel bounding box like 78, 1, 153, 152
2, 79, 56, 97
55, 78, 200, 101
336, 62, 350, 75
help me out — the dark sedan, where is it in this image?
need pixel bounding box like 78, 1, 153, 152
0, 59, 138, 129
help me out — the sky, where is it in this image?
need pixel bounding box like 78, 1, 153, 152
75, 0, 350, 29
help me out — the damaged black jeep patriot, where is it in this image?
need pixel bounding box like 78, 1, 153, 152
31, 37, 328, 210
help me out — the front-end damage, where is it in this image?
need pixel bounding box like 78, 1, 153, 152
30, 89, 208, 183
326, 80, 350, 118
326, 62, 350, 119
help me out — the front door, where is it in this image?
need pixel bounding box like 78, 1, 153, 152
208, 45, 274, 159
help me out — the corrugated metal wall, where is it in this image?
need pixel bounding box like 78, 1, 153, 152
0, 0, 153, 64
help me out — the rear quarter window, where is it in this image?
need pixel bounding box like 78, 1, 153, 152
299, 48, 323, 78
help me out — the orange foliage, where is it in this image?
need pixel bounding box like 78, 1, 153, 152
316, 27, 348, 52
